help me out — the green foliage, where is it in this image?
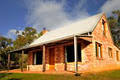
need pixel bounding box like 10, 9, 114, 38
13, 35, 27, 49
22, 27, 37, 44
107, 16, 117, 29
18, 54, 28, 68
107, 10, 120, 48
12, 27, 38, 69
112, 10, 120, 23
13, 27, 37, 49
38, 31, 43, 37
0, 27, 43, 70
0, 36, 13, 69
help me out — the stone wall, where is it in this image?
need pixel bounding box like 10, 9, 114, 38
91, 14, 120, 72
27, 64, 49, 71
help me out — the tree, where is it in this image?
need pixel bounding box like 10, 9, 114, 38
0, 36, 13, 68
13, 27, 37, 49
22, 27, 37, 44
13, 27, 38, 69
13, 35, 27, 49
112, 10, 120, 24
38, 31, 43, 37
107, 10, 120, 48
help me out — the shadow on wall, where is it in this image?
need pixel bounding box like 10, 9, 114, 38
82, 41, 91, 49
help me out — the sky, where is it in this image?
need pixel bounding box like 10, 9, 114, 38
0, 0, 120, 40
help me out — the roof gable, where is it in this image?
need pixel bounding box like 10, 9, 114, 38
92, 14, 114, 44
29, 13, 104, 47
103, 14, 114, 44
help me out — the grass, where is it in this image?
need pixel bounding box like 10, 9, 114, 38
1, 70, 120, 80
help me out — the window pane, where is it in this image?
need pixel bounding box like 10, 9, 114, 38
66, 45, 74, 62
108, 48, 112, 58
96, 42, 102, 59
102, 20, 106, 35
78, 45, 81, 62
33, 51, 43, 65
33, 52, 36, 65
116, 51, 119, 61
36, 51, 43, 64
96, 43, 98, 57
98, 45, 101, 58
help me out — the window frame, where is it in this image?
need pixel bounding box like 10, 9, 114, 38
116, 51, 119, 61
108, 47, 113, 58
65, 44, 82, 63
33, 51, 43, 65
95, 42, 103, 59
102, 19, 106, 36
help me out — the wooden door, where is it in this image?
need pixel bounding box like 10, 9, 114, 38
49, 48, 55, 70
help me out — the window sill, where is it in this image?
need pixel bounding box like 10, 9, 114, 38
66, 62, 82, 64
109, 56, 113, 58
103, 34, 107, 38
66, 62, 74, 64
32, 64, 42, 65
96, 58, 103, 60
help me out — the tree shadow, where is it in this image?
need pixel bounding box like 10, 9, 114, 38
7, 78, 22, 80
0, 73, 22, 80
0, 73, 12, 78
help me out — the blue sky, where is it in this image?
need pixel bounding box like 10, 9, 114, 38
0, 0, 119, 39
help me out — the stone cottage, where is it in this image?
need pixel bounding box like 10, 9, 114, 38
8, 13, 120, 73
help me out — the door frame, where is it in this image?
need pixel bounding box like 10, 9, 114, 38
49, 47, 55, 70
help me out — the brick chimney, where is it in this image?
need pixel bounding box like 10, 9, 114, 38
42, 27, 48, 35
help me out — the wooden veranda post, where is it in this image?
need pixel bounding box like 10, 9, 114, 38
42, 45, 46, 72
21, 50, 24, 72
7, 53, 10, 72
74, 35, 78, 75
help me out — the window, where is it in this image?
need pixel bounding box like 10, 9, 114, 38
116, 51, 119, 61
33, 51, 43, 65
102, 19, 106, 35
95, 42, 102, 59
108, 48, 113, 58
65, 44, 81, 62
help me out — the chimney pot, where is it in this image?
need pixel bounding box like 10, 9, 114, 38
42, 27, 48, 35
43, 27, 46, 30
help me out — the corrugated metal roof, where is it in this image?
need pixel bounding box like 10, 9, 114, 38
29, 13, 104, 47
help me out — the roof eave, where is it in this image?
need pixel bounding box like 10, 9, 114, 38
9, 34, 92, 53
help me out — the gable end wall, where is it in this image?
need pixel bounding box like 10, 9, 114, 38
91, 14, 120, 72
